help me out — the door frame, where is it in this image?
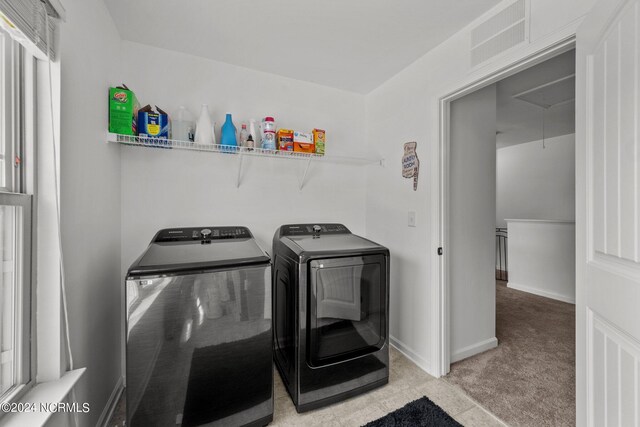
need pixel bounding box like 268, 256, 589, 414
434, 34, 578, 376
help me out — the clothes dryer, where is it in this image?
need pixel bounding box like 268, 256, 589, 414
272, 223, 389, 412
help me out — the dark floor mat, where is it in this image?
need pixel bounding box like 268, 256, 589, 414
363, 396, 462, 427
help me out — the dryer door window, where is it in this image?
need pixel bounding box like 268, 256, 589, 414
308, 254, 386, 367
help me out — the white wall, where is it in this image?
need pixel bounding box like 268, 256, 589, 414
364, 0, 595, 375
497, 134, 575, 228
507, 220, 576, 303
449, 85, 498, 362
119, 42, 368, 276
57, 0, 123, 425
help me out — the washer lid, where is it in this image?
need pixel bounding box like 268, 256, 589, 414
284, 233, 384, 253
128, 227, 270, 276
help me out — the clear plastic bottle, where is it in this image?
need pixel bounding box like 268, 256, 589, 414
249, 119, 259, 147
172, 106, 196, 142
239, 123, 249, 148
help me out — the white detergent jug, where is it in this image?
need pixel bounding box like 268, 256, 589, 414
195, 104, 216, 145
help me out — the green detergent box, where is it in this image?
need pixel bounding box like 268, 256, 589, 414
109, 85, 140, 135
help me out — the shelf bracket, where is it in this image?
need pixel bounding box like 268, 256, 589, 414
236, 153, 244, 188
299, 156, 313, 191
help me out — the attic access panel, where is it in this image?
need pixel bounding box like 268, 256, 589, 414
513, 74, 575, 109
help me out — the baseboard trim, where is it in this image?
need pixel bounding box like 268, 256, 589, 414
451, 337, 498, 363
389, 335, 433, 376
97, 376, 124, 427
507, 281, 575, 304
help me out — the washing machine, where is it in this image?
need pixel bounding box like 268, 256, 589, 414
125, 226, 272, 427
272, 223, 390, 412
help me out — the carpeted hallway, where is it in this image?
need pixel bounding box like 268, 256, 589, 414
445, 280, 575, 426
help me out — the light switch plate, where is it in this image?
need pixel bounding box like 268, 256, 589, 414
408, 211, 416, 227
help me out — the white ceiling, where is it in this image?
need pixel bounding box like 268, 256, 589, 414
496, 50, 575, 148
103, 0, 500, 93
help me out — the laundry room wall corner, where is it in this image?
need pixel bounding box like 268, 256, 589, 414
58, 0, 124, 425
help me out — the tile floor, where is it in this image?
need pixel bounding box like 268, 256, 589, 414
109, 346, 507, 426
269, 347, 506, 426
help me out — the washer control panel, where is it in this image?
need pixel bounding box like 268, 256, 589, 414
281, 223, 350, 236
154, 226, 252, 242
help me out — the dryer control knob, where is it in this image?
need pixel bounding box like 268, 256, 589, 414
201, 228, 212, 239
312, 225, 322, 234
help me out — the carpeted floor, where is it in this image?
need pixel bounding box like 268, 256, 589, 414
446, 280, 575, 427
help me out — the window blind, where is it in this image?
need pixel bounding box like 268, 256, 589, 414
0, 0, 59, 60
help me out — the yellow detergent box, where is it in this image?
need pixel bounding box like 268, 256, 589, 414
109, 85, 140, 135
313, 129, 325, 155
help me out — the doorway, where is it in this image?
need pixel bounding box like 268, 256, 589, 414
441, 48, 577, 426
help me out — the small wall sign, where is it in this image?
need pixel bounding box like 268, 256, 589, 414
402, 142, 419, 191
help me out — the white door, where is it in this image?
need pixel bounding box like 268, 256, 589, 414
577, 0, 640, 425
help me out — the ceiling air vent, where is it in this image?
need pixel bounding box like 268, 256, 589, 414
470, 0, 528, 68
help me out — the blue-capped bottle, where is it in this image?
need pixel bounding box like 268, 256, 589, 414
221, 112, 238, 152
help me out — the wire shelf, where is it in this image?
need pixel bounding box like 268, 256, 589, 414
107, 133, 383, 189
108, 133, 382, 165
111, 133, 317, 158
